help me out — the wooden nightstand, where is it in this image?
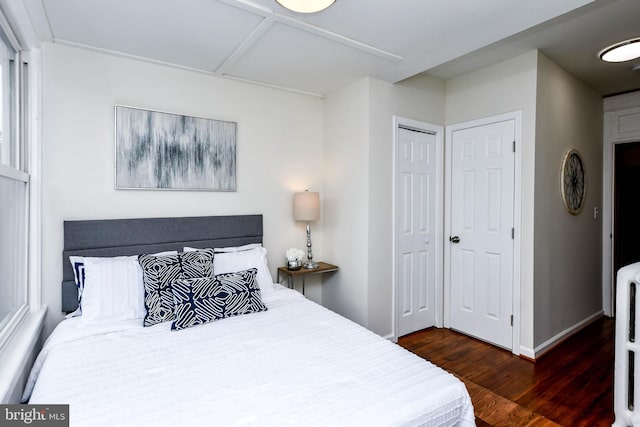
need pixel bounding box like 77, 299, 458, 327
276, 262, 339, 295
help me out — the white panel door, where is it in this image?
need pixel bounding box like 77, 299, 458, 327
397, 127, 436, 337
449, 120, 515, 349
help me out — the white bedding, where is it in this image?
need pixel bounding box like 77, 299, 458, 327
25, 286, 475, 426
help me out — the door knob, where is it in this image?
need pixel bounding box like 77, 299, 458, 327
449, 236, 460, 244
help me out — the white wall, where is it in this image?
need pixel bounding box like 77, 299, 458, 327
367, 75, 445, 337
41, 43, 325, 336
445, 51, 538, 353
322, 78, 370, 326
322, 75, 445, 337
446, 50, 605, 355
533, 53, 603, 348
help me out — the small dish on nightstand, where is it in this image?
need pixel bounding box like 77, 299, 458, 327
287, 260, 302, 270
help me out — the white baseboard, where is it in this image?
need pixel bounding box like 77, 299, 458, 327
531, 310, 604, 359
382, 333, 396, 342
519, 346, 535, 360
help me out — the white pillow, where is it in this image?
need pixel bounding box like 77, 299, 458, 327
214, 243, 261, 253
75, 250, 176, 323
80, 256, 144, 322
184, 245, 274, 295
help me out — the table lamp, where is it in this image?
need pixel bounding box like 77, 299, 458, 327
293, 190, 320, 269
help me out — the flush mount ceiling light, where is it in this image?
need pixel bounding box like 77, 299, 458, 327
275, 0, 335, 13
599, 38, 640, 63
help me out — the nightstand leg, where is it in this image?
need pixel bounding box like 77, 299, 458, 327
288, 276, 293, 289
302, 276, 305, 295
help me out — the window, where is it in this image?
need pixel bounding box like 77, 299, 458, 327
0, 21, 29, 346
0, 28, 15, 168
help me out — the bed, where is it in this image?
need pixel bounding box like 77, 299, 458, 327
23, 215, 475, 426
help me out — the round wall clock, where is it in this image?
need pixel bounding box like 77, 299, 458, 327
561, 148, 586, 215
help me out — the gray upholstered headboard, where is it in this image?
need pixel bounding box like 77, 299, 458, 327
62, 215, 263, 313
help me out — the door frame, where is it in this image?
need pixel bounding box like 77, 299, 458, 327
392, 116, 444, 341
444, 111, 522, 355
602, 99, 640, 317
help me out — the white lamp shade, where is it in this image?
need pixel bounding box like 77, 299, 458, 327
276, 0, 335, 13
293, 191, 320, 221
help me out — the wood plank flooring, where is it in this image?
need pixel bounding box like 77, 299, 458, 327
397, 317, 614, 427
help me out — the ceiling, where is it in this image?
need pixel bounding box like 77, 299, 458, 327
19, 0, 640, 97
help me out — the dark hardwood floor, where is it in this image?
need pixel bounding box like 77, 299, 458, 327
398, 317, 614, 427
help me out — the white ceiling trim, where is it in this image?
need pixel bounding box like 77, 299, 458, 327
52, 38, 217, 74
52, 38, 326, 99
273, 13, 403, 63
0, 0, 43, 49
223, 73, 325, 98
218, 0, 403, 63
215, 17, 275, 76
45, 0, 401, 97
0, 8, 22, 51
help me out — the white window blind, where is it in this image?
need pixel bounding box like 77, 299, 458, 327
0, 14, 29, 347
0, 165, 28, 336
0, 28, 15, 169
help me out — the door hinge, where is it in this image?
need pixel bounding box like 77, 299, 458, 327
510, 315, 514, 326
513, 141, 516, 153
512, 228, 515, 239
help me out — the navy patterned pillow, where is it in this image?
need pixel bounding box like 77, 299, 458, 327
139, 248, 214, 327
179, 248, 214, 278
139, 253, 182, 327
69, 256, 86, 314
171, 268, 267, 331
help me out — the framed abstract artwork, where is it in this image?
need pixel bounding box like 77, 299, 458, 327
115, 105, 237, 191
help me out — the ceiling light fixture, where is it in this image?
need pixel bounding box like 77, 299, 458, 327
275, 0, 335, 13
599, 38, 640, 63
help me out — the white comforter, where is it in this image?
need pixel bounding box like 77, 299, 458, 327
25, 287, 475, 427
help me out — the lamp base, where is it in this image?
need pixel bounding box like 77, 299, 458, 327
303, 261, 318, 269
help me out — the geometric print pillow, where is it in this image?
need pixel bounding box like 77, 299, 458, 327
179, 248, 214, 279
170, 268, 267, 331
139, 248, 215, 327
139, 253, 182, 327
69, 256, 86, 315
